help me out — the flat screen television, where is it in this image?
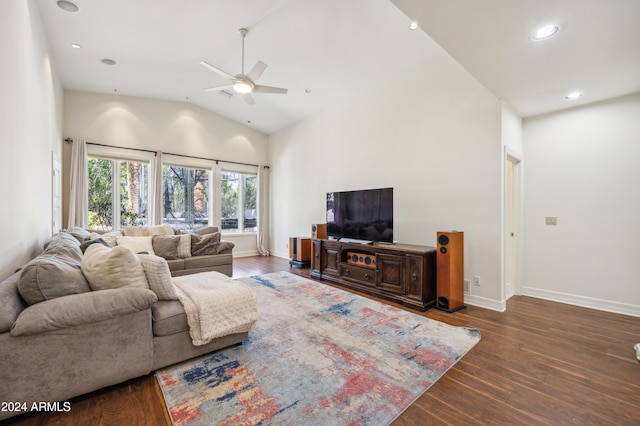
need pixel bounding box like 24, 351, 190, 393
326, 187, 393, 243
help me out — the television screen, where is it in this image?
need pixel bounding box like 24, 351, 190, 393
326, 187, 393, 243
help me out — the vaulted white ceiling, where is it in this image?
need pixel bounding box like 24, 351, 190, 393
37, 0, 640, 134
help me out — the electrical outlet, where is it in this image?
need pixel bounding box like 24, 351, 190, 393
473, 275, 481, 286
545, 216, 557, 226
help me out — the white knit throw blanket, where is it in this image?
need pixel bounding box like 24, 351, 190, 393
172, 271, 257, 346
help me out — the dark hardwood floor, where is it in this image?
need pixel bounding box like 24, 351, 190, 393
4, 255, 640, 425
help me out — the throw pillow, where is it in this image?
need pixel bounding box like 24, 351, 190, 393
18, 239, 91, 305
81, 244, 148, 291
115, 236, 155, 255
152, 235, 180, 260
79, 238, 110, 253
138, 254, 179, 300
88, 231, 122, 247
191, 232, 221, 256
123, 224, 174, 237
176, 233, 191, 258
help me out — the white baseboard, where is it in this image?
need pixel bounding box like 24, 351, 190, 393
464, 294, 506, 312
233, 249, 260, 258
271, 251, 289, 260
522, 286, 640, 317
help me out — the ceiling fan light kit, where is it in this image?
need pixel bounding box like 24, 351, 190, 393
201, 28, 288, 104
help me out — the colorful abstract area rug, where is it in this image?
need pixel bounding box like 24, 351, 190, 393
156, 271, 481, 426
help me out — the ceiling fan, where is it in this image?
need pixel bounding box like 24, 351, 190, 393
200, 28, 288, 105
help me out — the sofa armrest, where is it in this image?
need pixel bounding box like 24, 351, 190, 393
10, 288, 158, 336
218, 240, 234, 255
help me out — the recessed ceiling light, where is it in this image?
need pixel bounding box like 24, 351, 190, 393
101, 59, 116, 65
57, 1, 79, 12
530, 24, 560, 41
70, 43, 82, 49
564, 91, 583, 100
409, 21, 418, 30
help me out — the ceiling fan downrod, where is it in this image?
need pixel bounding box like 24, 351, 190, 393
239, 28, 248, 75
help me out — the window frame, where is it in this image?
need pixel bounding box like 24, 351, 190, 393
86, 145, 155, 230
220, 167, 258, 235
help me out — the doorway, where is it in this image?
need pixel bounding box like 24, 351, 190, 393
505, 151, 522, 300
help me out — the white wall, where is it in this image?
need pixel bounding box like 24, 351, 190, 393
502, 103, 524, 154
501, 103, 525, 300
63, 91, 269, 256
269, 54, 504, 309
0, 0, 63, 280
523, 93, 640, 316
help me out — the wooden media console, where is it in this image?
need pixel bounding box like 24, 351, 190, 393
310, 239, 437, 311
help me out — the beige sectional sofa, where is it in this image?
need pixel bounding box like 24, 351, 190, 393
0, 226, 249, 421
91, 224, 234, 276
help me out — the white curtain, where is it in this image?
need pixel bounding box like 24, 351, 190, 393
257, 165, 270, 256
211, 162, 222, 229
150, 150, 164, 225
68, 138, 88, 228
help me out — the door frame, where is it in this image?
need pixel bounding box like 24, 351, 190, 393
504, 147, 523, 301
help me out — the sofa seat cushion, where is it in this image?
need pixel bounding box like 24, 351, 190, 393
151, 300, 189, 336
19, 233, 91, 305
166, 259, 185, 272
11, 288, 157, 336
183, 254, 232, 270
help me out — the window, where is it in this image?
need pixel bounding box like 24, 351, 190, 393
87, 157, 149, 230
221, 171, 257, 233
162, 165, 210, 232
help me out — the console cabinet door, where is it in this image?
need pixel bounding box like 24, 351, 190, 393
322, 242, 340, 277
311, 240, 322, 274
405, 255, 425, 301
377, 253, 405, 294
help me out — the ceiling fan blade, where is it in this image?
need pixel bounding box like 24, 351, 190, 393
240, 93, 255, 105
247, 61, 267, 83
204, 84, 234, 92
253, 85, 288, 94
199, 61, 235, 80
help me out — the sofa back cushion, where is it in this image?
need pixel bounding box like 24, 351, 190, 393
81, 244, 148, 291
123, 224, 174, 237
18, 233, 91, 305
0, 272, 27, 332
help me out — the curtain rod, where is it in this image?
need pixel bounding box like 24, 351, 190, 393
64, 138, 268, 168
